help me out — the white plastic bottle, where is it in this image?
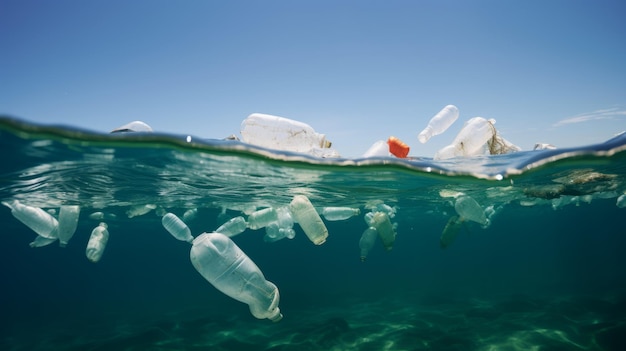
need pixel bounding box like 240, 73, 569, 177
215, 216, 248, 237
190, 232, 283, 322
418, 105, 460, 143
2, 200, 58, 239
434, 117, 496, 159
240, 113, 332, 154
247, 208, 278, 230
359, 227, 378, 261
86, 222, 109, 263
361, 140, 390, 158
289, 195, 328, 245
161, 213, 194, 243
320, 207, 361, 221
454, 195, 488, 226
57, 205, 80, 247
370, 212, 396, 251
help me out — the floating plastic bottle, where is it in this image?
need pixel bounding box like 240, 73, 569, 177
440, 216, 463, 249
126, 204, 157, 218
86, 222, 109, 263
240, 113, 334, 155
361, 140, 390, 158
370, 212, 396, 251
57, 205, 80, 247
418, 105, 460, 143
454, 195, 488, 226
320, 207, 361, 221
2, 200, 58, 239
387, 136, 410, 158
359, 227, 378, 261
434, 117, 496, 160
110, 120, 153, 133
162, 213, 194, 243
215, 216, 248, 237
190, 232, 283, 322
289, 195, 328, 245
247, 208, 278, 230
275, 206, 294, 229
183, 208, 198, 222
617, 194, 626, 208
30, 236, 57, 248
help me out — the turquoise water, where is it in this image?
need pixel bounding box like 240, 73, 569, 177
1, 116, 626, 350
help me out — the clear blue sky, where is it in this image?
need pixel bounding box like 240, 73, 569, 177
1, 0, 625, 157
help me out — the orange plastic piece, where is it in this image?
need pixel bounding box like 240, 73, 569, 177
387, 136, 410, 158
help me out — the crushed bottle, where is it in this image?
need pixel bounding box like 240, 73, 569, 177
57, 205, 80, 247
190, 232, 283, 322
86, 222, 109, 263
2, 200, 58, 239
359, 227, 378, 261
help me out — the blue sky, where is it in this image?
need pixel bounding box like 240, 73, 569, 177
1, 0, 625, 158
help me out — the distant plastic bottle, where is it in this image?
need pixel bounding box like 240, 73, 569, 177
440, 216, 463, 249
617, 194, 626, 208
30, 235, 57, 248
289, 195, 328, 245
247, 208, 278, 230
190, 232, 283, 322
183, 208, 199, 223
57, 205, 80, 247
162, 213, 194, 243
2, 200, 58, 239
361, 140, 390, 158
359, 227, 378, 261
240, 113, 333, 154
86, 222, 109, 263
434, 117, 496, 159
454, 195, 488, 226
370, 212, 396, 251
418, 105, 460, 144
215, 216, 248, 237
320, 207, 361, 221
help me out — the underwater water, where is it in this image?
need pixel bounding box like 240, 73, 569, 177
1, 116, 626, 351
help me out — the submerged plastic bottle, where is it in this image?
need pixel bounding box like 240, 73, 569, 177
418, 105, 460, 143
2, 200, 58, 239
247, 208, 278, 230
320, 207, 361, 221
454, 195, 488, 226
162, 213, 194, 243
86, 222, 109, 263
57, 205, 80, 247
240, 113, 332, 154
29, 236, 57, 248
370, 212, 396, 251
190, 232, 283, 322
290, 195, 328, 245
440, 216, 463, 249
215, 216, 248, 237
359, 227, 378, 261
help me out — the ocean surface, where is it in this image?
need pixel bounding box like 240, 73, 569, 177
1, 116, 626, 351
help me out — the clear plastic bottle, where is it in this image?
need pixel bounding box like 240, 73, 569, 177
434, 117, 496, 159
86, 222, 109, 263
289, 195, 328, 245
247, 208, 278, 230
370, 212, 396, 251
215, 216, 248, 237
240, 113, 332, 154
361, 140, 390, 158
454, 195, 488, 226
57, 205, 80, 247
320, 207, 361, 221
2, 200, 58, 239
359, 227, 378, 262
190, 232, 283, 322
29, 236, 57, 248
418, 105, 460, 143
617, 194, 626, 208
162, 213, 194, 243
